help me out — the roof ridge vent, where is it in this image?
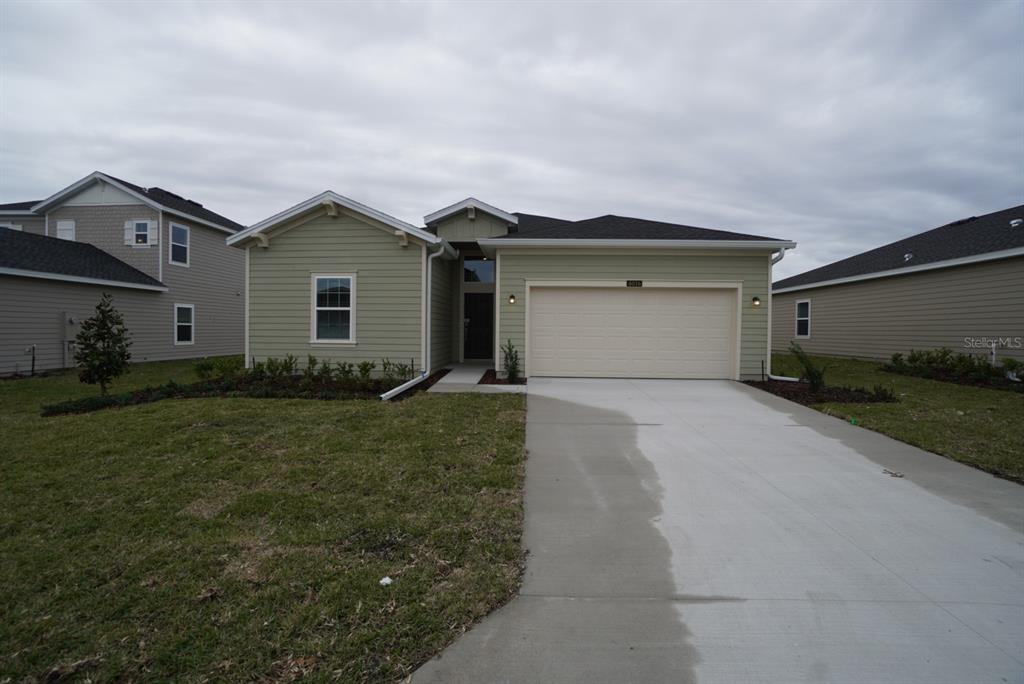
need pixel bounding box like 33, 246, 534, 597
1011, 218, 1023, 228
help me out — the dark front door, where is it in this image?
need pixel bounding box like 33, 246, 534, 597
464, 293, 494, 359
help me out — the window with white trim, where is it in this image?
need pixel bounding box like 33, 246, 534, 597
174, 304, 195, 345
169, 223, 190, 266
312, 275, 354, 342
125, 219, 156, 246
56, 220, 75, 241
795, 300, 810, 338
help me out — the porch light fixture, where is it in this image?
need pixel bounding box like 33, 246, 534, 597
752, 296, 761, 307
508, 294, 516, 304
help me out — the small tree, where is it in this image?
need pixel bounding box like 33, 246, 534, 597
501, 339, 521, 382
789, 341, 826, 392
74, 293, 132, 395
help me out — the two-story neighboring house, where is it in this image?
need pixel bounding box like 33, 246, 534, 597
0, 171, 246, 375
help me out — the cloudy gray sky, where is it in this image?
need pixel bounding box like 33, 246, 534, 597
1, 0, 1020, 278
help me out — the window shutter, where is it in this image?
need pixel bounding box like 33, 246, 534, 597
148, 221, 158, 245
124, 221, 133, 245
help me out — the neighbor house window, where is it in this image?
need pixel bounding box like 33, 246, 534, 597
463, 258, 494, 283
56, 220, 75, 241
174, 304, 194, 345
795, 300, 810, 338
169, 223, 190, 266
312, 275, 354, 342
125, 219, 156, 246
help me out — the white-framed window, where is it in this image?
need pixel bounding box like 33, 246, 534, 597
124, 219, 156, 247
174, 304, 195, 345
795, 299, 811, 338
0, 222, 22, 231
169, 222, 190, 266
56, 220, 75, 241
311, 274, 355, 343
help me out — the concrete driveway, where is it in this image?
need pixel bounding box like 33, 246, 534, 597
413, 378, 1024, 684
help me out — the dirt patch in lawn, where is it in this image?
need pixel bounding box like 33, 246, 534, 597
479, 369, 527, 385
746, 380, 896, 406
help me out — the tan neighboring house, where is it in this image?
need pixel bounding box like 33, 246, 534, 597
229, 193, 796, 382
772, 204, 1024, 364
0, 171, 245, 375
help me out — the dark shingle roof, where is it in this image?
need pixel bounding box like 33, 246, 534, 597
510, 213, 785, 241
103, 175, 245, 232
774, 205, 1024, 290
0, 228, 164, 289
0, 200, 41, 211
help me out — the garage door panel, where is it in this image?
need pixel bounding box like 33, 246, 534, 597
528, 286, 737, 379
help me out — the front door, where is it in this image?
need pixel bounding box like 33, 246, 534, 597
463, 293, 494, 359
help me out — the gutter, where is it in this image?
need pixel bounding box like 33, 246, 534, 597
477, 237, 796, 257
380, 240, 457, 400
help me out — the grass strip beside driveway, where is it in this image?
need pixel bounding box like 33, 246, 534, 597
0, 360, 526, 682
771, 353, 1024, 482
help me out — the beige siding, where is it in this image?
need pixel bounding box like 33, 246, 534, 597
430, 257, 456, 370
50, 204, 161, 280
772, 256, 1024, 362
497, 250, 771, 380
0, 276, 239, 374
1, 216, 45, 235
435, 212, 511, 242
248, 212, 425, 369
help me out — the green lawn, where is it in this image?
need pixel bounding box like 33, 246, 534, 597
0, 359, 526, 682
772, 353, 1024, 482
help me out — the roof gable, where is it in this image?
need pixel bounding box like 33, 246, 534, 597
774, 204, 1024, 292
228, 191, 442, 247
424, 198, 518, 227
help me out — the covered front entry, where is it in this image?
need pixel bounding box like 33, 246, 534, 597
463, 292, 494, 360
527, 284, 739, 379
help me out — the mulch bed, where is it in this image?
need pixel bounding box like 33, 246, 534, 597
389, 368, 451, 400
745, 380, 894, 406
479, 369, 527, 385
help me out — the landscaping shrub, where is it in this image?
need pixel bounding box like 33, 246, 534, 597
195, 356, 244, 380
74, 293, 132, 395
501, 339, 521, 382
882, 347, 1019, 390
789, 341, 826, 392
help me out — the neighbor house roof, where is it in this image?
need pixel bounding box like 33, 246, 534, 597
0, 200, 42, 213
30, 171, 244, 234
0, 228, 167, 291
773, 204, 1024, 293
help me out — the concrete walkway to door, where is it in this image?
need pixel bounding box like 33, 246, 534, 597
413, 378, 1024, 684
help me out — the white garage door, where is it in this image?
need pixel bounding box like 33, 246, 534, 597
528, 286, 738, 379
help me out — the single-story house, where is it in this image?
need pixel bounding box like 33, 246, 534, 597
772, 204, 1024, 363
0, 171, 246, 375
228, 193, 796, 381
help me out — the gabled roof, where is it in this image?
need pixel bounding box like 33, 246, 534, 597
0, 228, 166, 291
30, 171, 244, 234
424, 198, 519, 226
228, 190, 442, 247
510, 213, 787, 241
773, 204, 1024, 293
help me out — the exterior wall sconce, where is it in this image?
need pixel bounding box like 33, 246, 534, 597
508, 294, 516, 304
752, 296, 761, 307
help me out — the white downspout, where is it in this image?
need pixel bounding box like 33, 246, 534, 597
768, 246, 800, 382
380, 240, 456, 400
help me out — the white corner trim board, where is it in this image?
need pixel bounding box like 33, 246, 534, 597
773, 246, 1024, 294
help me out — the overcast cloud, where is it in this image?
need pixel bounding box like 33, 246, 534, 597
1, 0, 1020, 278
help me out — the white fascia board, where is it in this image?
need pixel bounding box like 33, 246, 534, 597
423, 197, 519, 226
477, 237, 796, 256
228, 190, 439, 247
0, 266, 167, 291
31, 171, 238, 235
772, 246, 1024, 294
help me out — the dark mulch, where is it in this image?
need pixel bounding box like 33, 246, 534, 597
745, 380, 897, 406
479, 369, 527, 385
